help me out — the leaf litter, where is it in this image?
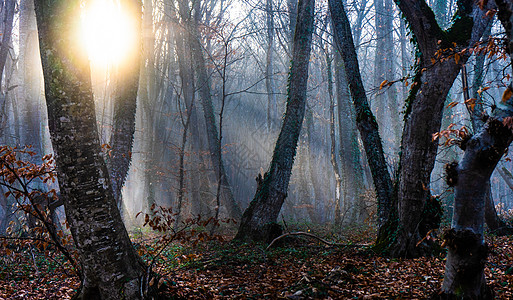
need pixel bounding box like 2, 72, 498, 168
2, 233, 513, 299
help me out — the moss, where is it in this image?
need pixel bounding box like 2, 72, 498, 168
419, 196, 443, 236
402, 58, 422, 121
443, 15, 473, 48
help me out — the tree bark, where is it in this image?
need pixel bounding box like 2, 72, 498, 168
334, 52, 365, 224
0, 0, 14, 91
498, 167, 513, 191
265, 0, 276, 132
235, 0, 315, 242
329, 0, 393, 227
440, 111, 513, 299
107, 0, 142, 208
327, 51, 343, 227
386, 0, 494, 257
189, 7, 241, 219
174, 0, 205, 218
440, 1, 513, 296
34, 1, 147, 298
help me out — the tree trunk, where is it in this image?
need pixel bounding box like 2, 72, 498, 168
189, 8, 241, 219
329, 0, 393, 227
440, 1, 513, 296
385, 0, 494, 257
305, 107, 322, 224
0, 0, 14, 91
327, 51, 343, 227
235, 0, 315, 242
174, 0, 205, 218
107, 0, 142, 208
265, 0, 276, 132
440, 112, 513, 298
373, 0, 386, 128
34, 1, 148, 298
468, 23, 511, 235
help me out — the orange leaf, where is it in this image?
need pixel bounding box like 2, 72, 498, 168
477, 86, 490, 96
478, 0, 487, 10
379, 80, 389, 90
502, 86, 513, 103
465, 98, 477, 111
454, 53, 460, 65
446, 101, 458, 108
158, 277, 166, 289
486, 9, 497, 18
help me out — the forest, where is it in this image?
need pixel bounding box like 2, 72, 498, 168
2, 0, 513, 298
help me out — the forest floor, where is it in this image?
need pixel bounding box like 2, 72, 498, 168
2, 225, 513, 299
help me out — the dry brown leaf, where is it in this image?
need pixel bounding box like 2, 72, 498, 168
502, 86, 513, 103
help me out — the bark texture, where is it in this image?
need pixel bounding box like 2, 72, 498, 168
327, 52, 343, 227
329, 0, 393, 227
107, 0, 142, 207
440, 116, 512, 298
235, 0, 315, 242
34, 1, 147, 298
0, 0, 14, 90
189, 7, 241, 219
386, 0, 494, 257
440, 1, 513, 296
334, 52, 365, 225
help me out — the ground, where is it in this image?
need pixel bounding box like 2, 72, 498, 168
2, 226, 513, 299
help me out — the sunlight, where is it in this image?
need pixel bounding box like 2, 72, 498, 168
80, 0, 137, 66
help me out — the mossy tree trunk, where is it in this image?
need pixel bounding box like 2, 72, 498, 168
235, 0, 315, 242
440, 104, 513, 299
441, 2, 513, 295
34, 1, 148, 298
382, 0, 494, 257
329, 0, 393, 228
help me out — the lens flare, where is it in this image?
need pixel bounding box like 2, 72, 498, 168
80, 0, 136, 66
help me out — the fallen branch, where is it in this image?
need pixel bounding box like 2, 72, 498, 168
266, 231, 364, 251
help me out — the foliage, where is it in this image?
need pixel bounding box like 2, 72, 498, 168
0, 146, 80, 279
135, 204, 235, 290
4, 224, 513, 299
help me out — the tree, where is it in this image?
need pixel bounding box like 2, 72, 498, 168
328, 0, 393, 228
235, 0, 315, 242
106, 0, 142, 209
439, 1, 513, 297
0, 0, 15, 91
385, 0, 495, 257
34, 0, 150, 298
188, 0, 242, 219
330, 0, 495, 257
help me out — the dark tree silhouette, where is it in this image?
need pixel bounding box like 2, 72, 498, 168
235, 0, 315, 242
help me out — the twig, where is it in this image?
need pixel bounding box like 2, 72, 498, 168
30, 246, 39, 275
266, 231, 365, 251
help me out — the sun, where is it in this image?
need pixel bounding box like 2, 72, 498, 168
80, 0, 137, 66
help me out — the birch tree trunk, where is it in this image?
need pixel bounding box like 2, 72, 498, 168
34, 1, 148, 298
235, 0, 315, 242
